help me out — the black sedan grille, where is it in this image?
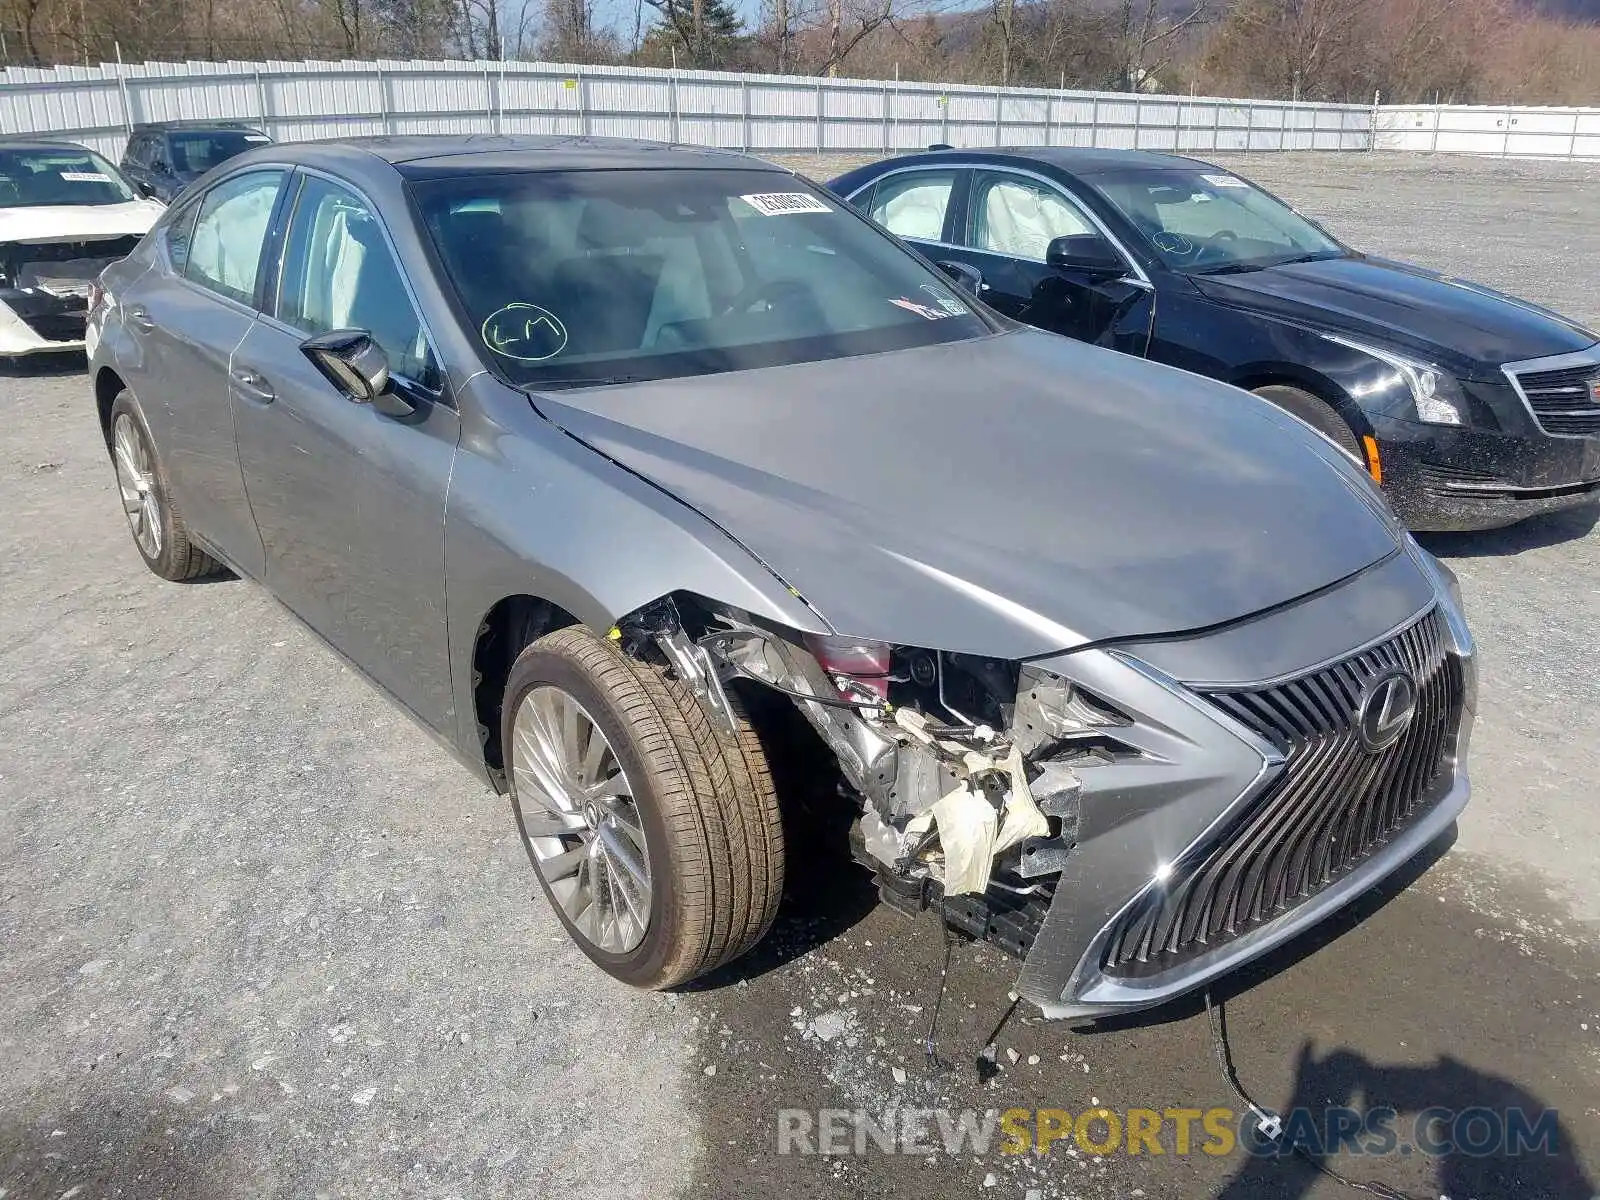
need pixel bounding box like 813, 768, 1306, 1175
1511, 363, 1600, 437
1101, 608, 1462, 979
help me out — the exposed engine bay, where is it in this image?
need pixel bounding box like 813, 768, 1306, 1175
617, 595, 1137, 961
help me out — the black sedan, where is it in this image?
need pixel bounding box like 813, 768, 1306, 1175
830, 148, 1600, 531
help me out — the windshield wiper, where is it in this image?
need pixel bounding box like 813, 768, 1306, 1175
533, 374, 651, 390
1192, 250, 1344, 276
1196, 249, 1344, 276
1191, 261, 1269, 276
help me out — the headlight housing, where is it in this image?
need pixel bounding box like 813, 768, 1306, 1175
1324, 333, 1465, 426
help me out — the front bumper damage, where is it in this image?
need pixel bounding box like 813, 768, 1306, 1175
0, 235, 143, 356
660, 539, 1475, 1022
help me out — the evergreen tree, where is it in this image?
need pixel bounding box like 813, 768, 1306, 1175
640, 0, 745, 67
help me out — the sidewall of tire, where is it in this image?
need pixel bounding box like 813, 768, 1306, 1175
108, 392, 183, 578
503, 639, 690, 988
1252, 383, 1364, 462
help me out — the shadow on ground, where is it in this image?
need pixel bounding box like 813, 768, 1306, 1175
0, 1087, 235, 1199
1419, 503, 1599, 558
1216, 1042, 1597, 1199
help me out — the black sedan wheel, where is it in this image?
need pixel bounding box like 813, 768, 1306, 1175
1253, 384, 1364, 463
503, 626, 784, 988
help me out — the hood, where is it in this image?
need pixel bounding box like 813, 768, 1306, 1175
534, 330, 1403, 660
0, 199, 164, 245
1192, 255, 1595, 377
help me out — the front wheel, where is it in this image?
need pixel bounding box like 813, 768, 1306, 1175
503, 626, 784, 989
1252, 383, 1365, 465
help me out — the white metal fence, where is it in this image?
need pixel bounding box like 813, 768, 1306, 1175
4, 58, 1597, 164
1376, 104, 1600, 158
0, 57, 1375, 162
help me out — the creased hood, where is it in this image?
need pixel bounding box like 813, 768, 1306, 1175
1192, 256, 1595, 376
0, 199, 164, 245
535, 330, 1402, 659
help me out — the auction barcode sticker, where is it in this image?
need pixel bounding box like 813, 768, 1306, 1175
60, 171, 110, 183
740, 192, 833, 216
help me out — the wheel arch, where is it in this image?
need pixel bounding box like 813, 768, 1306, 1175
1228, 364, 1374, 439
94, 366, 127, 447
469, 594, 584, 789
466, 586, 801, 791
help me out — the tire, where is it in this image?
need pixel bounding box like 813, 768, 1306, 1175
107, 391, 225, 582
503, 625, 784, 989
1252, 384, 1365, 464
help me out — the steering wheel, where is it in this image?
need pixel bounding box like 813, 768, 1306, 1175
1212, 229, 1239, 243
718, 278, 808, 317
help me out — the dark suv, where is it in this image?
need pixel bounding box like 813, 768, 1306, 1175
120, 121, 273, 203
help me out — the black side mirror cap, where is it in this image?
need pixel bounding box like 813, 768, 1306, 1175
1045, 233, 1127, 277
936, 259, 985, 296
300, 328, 413, 417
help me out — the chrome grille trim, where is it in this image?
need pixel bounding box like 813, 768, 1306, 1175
1100, 607, 1463, 978
1502, 346, 1600, 439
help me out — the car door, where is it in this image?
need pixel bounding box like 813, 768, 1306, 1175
230, 170, 459, 732
118, 168, 290, 579
954, 169, 1154, 355
121, 134, 151, 197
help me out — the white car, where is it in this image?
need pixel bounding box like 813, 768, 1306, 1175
0, 138, 163, 357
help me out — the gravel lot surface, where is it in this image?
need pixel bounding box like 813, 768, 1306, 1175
2, 152, 1598, 1200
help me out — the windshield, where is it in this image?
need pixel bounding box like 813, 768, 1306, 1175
0, 147, 137, 208
411, 168, 989, 387
1087, 168, 1344, 274
167, 130, 270, 175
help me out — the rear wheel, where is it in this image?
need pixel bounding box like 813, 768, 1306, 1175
107, 392, 224, 581
504, 626, 784, 988
1252, 383, 1364, 464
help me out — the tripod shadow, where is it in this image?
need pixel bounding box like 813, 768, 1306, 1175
1218, 1041, 1597, 1199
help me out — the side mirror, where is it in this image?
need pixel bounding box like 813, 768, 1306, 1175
936, 259, 985, 296
300, 328, 414, 417
1045, 233, 1126, 277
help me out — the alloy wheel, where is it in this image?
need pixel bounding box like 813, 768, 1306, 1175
112, 413, 162, 559
511, 685, 652, 953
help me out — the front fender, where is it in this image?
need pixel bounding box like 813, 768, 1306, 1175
443, 376, 828, 761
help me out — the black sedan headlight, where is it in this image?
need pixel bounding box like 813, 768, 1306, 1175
1325, 333, 1466, 426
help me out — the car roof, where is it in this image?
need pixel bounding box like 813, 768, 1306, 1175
869, 146, 1214, 178
0, 137, 95, 153
274, 135, 786, 179
134, 120, 266, 133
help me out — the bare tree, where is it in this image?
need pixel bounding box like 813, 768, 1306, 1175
1113, 0, 1210, 90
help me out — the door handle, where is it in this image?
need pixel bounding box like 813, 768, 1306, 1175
230, 366, 275, 404
126, 305, 156, 332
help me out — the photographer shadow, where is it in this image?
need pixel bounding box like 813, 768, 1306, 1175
1218, 1041, 1596, 1199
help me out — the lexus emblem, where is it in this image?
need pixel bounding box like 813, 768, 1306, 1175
1356, 668, 1418, 753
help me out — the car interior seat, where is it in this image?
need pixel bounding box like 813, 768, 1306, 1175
549, 199, 666, 357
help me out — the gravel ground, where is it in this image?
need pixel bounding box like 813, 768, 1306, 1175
2, 152, 1598, 1200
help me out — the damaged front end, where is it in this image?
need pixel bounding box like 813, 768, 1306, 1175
0, 235, 143, 355
625, 573, 1474, 1021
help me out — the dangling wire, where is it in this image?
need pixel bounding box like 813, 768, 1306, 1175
1203, 990, 1428, 1200
923, 896, 956, 1073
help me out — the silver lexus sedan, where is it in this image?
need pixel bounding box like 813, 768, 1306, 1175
86, 136, 1475, 1020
